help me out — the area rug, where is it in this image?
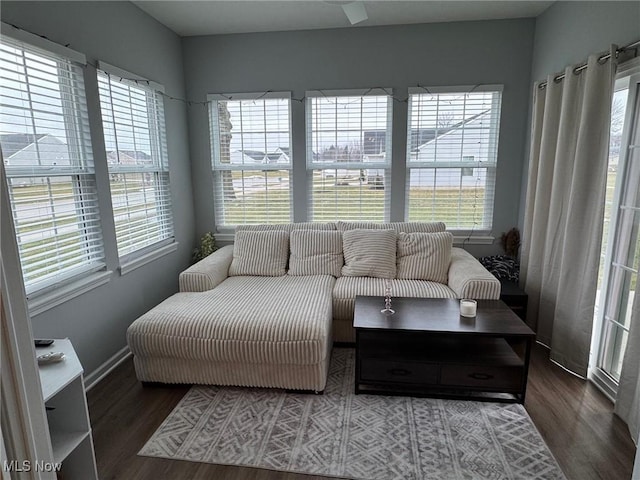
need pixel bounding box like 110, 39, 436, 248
139, 349, 565, 479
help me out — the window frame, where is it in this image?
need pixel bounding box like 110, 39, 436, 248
305, 88, 393, 222
207, 91, 294, 230
592, 58, 640, 398
97, 61, 175, 266
0, 23, 107, 299
404, 85, 503, 234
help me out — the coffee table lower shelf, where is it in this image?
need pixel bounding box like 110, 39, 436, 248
355, 334, 532, 403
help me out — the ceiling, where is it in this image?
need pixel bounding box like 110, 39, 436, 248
132, 1, 554, 37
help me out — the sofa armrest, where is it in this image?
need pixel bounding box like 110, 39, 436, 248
179, 245, 234, 292
448, 247, 501, 299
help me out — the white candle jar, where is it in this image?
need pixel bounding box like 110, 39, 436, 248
460, 299, 477, 317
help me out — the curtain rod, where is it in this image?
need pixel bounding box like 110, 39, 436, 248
538, 38, 640, 89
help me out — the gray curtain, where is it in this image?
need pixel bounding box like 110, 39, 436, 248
521, 48, 617, 377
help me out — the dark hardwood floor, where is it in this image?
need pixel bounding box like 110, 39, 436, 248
87, 343, 637, 480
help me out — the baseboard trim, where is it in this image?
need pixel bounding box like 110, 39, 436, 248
85, 345, 132, 392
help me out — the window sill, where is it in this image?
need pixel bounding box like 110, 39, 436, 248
119, 242, 179, 276
214, 232, 235, 243
452, 235, 495, 245
28, 271, 113, 317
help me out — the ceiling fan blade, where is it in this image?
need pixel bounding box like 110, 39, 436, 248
341, 2, 368, 25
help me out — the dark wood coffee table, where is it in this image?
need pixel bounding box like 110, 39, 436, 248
354, 296, 536, 403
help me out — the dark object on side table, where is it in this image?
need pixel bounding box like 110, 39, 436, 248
479, 227, 521, 283
501, 227, 521, 258
479, 255, 520, 283
479, 226, 527, 322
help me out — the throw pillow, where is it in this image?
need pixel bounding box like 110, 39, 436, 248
396, 232, 453, 283
228, 230, 289, 276
289, 230, 343, 277
342, 229, 397, 278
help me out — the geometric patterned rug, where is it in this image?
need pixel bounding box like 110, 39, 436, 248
139, 349, 566, 479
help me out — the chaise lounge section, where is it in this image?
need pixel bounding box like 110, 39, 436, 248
127, 272, 334, 391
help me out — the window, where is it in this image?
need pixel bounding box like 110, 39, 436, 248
0, 33, 105, 295
405, 86, 502, 232
97, 62, 174, 259
593, 60, 640, 395
208, 93, 292, 227
306, 90, 392, 222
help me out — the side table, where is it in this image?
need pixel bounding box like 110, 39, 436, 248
37, 339, 98, 479
500, 280, 528, 322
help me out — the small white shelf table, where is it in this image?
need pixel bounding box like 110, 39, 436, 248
37, 339, 98, 479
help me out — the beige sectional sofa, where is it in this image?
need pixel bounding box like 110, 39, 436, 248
127, 221, 500, 392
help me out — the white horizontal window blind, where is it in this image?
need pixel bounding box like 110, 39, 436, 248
98, 64, 174, 259
406, 86, 502, 232
0, 35, 105, 294
208, 93, 292, 227
307, 90, 392, 222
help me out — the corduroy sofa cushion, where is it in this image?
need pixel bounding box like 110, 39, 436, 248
396, 231, 453, 283
235, 222, 336, 233
228, 230, 289, 276
341, 229, 397, 278
289, 230, 343, 277
332, 276, 457, 322
336, 221, 446, 233
127, 275, 335, 366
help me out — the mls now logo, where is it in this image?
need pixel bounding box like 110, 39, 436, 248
3, 460, 62, 472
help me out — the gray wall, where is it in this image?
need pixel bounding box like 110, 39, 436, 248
519, 0, 640, 224
0, 1, 195, 376
182, 19, 536, 257
531, 1, 640, 84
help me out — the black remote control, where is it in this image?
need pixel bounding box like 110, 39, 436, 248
34, 339, 54, 347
